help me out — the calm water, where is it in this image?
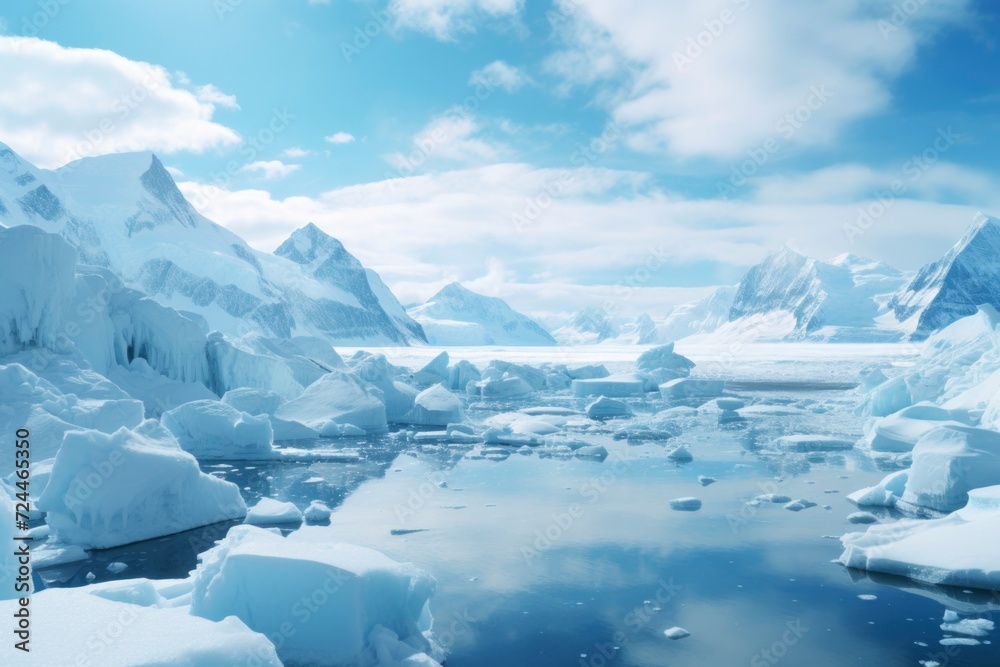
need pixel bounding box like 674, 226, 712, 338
38, 348, 1000, 666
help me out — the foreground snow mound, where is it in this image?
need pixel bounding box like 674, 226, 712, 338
897, 425, 1000, 515
162, 399, 276, 460
37, 423, 247, 549
402, 384, 465, 427
274, 370, 388, 434
0, 587, 282, 666
190, 525, 442, 666
840, 485, 1000, 590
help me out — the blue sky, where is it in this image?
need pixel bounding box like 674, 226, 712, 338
1, 0, 998, 316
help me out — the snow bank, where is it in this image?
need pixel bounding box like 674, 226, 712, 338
274, 371, 388, 434
0, 587, 283, 666
162, 399, 276, 460
190, 525, 442, 666
37, 423, 246, 549
839, 485, 1000, 590
402, 384, 465, 427
897, 425, 1000, 515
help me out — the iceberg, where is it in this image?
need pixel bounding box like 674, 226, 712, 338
190, 525, 442, 666
37, 423, 246, 549
572, 373, 649, 398
162, 399, 276, 460
839, 485, 1000, 590
245, 497, 303, 525
402, 384, 466, 427
274, 371, 388, 434
659, 378, 726, 399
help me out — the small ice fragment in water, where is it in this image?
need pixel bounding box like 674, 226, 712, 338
663, 627, 690, 640
670, 497, 702, 511
784, 499, 817, 512
940, 638, 980, 646
847, 512, 879, 524
857, 594, 877, 601
303, 501, 332, 522
667, 445, 693, 462
940, 614, 994, 637
85, 572, 96, 581
755, 494, 792, 504
107, 562, 128, 574
698, 475, 717, 487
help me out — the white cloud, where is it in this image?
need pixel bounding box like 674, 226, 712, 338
178, 158, 1000, 316
470, 60, 529, 92
195, 84, 240, 110
325, 131, 356, 145
240, 160, 302, 179
546, 0, 972, 160
0, 36, 241, 168
282, 147, 311, 158
389, 0, 524, 40
385, 110, 507, 171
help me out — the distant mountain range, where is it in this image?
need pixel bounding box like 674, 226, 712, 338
552, 213, 1000, 344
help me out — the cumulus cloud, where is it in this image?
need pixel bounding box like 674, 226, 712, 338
282, 147, 312, 158
385, 110, 508, 171
0, 36, 241, 168
470, 60, 530, 92
389, 0, 524, 40
240, 160, 302, 179
546, 0, 972, 160
325, 131, 356, 145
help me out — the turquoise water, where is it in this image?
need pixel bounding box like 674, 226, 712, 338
40, 381, 1000, 666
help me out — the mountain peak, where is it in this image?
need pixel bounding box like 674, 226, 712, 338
275, 223, 350, 266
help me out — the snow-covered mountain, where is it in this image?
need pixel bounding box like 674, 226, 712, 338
407, 282, 555, 346
0, 142, 425, 346
717, 247, 909, 342
552, 307, 622, 345
889, 213, 1000, 340
655, 286, 738, 342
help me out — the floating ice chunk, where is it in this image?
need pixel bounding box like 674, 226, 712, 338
482, 360, 548, 390
663, 626, 690, 640
636, 343, 695, 380
940, 638, 980, 646
667, 445, 694, 462
190, 525, 440, 666
274, 371, 388, 434
716, 398, 745, 411
940, 614, 994, 637
738, 404, 806, 416
659, 378, 725, 399
162, 400, 276, 460
755, 494, 792, 504
848, 470, 908, 508
670, 497, 702, 511
246, 498, 304, 525
412, 351, 450, 385
38, 424, 246, 549
0, 587, 283, 666
348, 352, 418, 423
572, 374, 648, 398
774, 435, 855, 452
839, 485, 1000, 590
698, 475, 717, 487
402, 384, 465, 427
318, 422, 366, 437
857, 594, 877, 601
475, 376, 535, 399
784, 499, 818, 512
565, 364, 610, 380
106, 562, 128, 574
574, 445, 609, 461
898, 425, 1000, 515
546, 372, 572, 390
847, 512, 879, 524
520, 406, 580, 417
586, 396, 631, 419
448, 360, 481, 391
304, 500, 332, 523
